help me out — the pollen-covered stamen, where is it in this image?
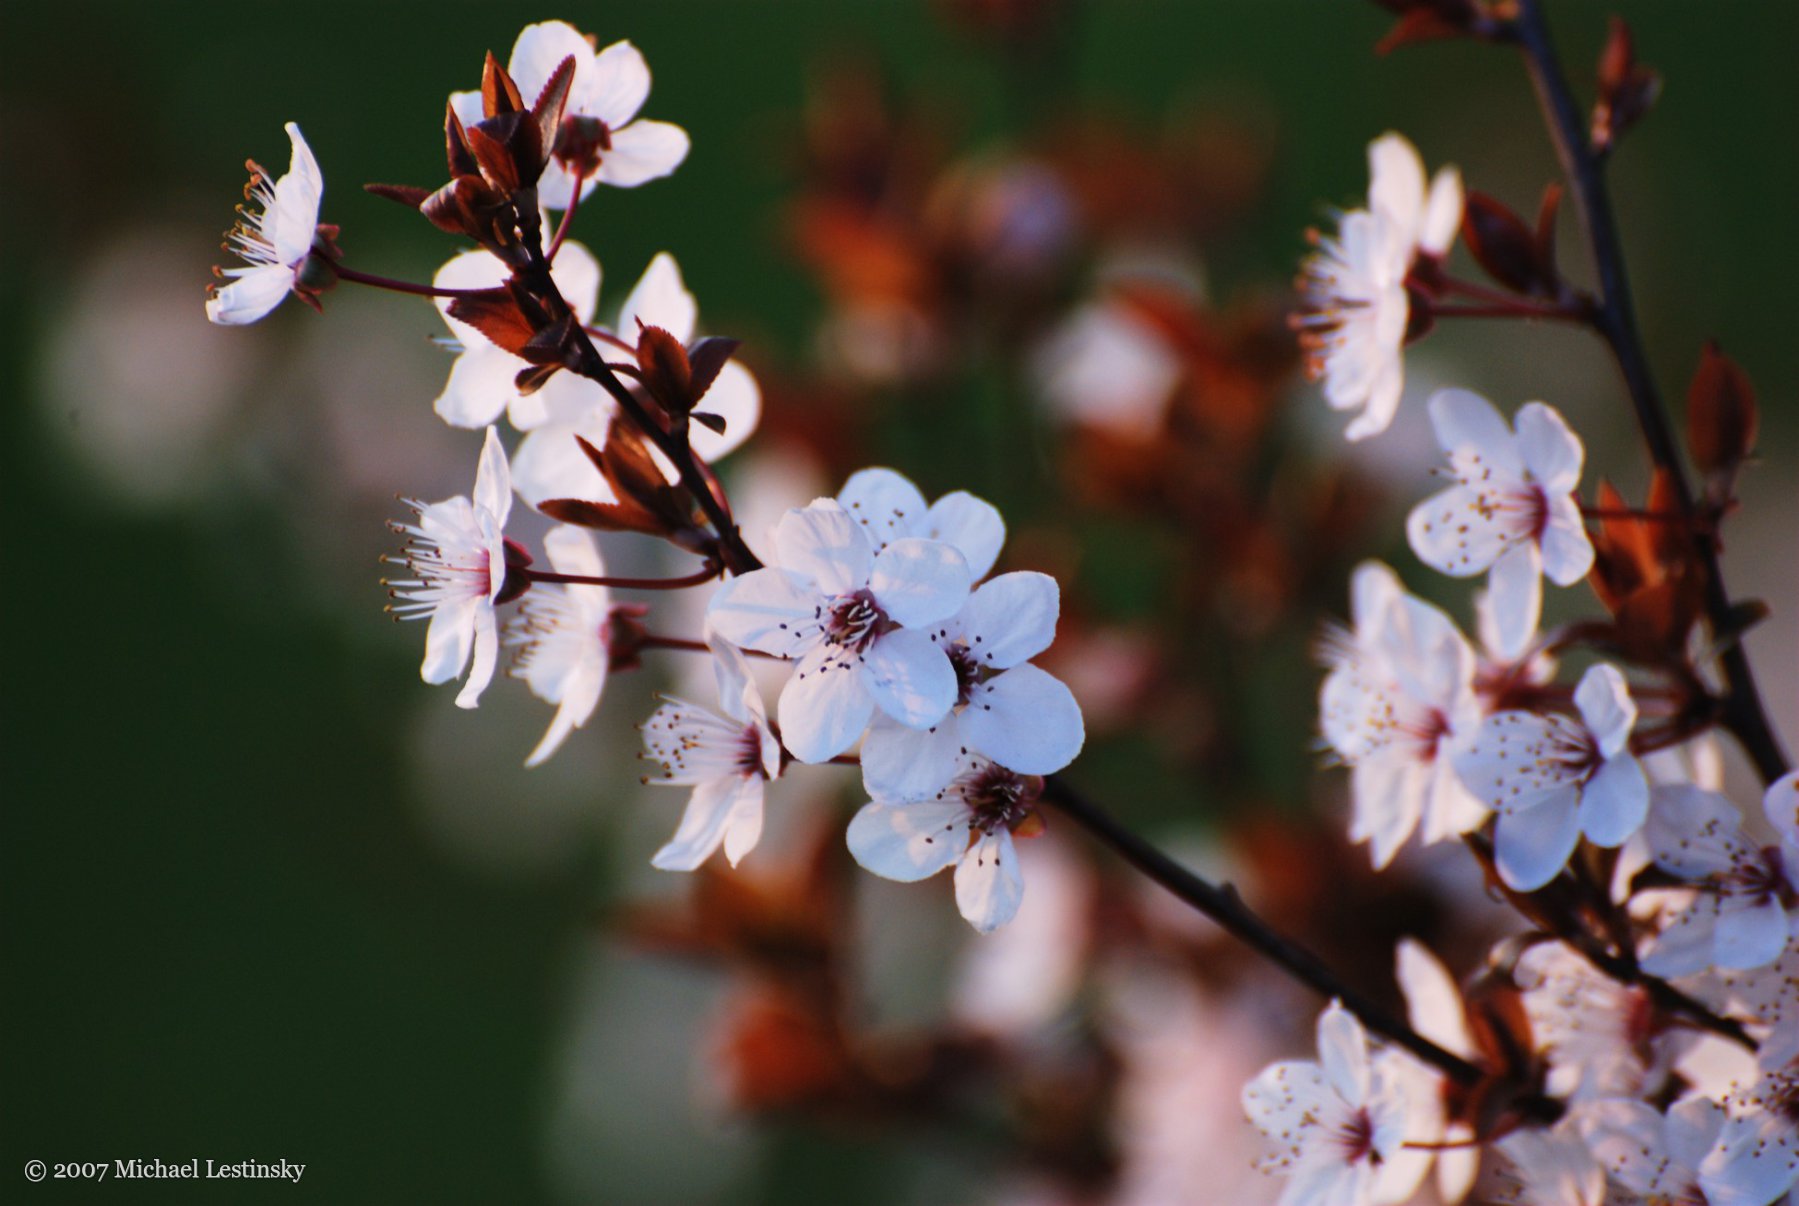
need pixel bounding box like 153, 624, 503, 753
947, 643, 983, 706
956, 763, 1038, 835
381, 501, 494, 620
1716, 846, 1799, 910
822, 589, 888, 655
641, 699, 768, 783
554, 115, 614, 177
1334, 1107, 1380, 1167
505, 588, 583, 674
223, 162, 281, 266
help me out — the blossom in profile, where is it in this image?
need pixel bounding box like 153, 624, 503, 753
1319, 562, 1486, 868
1406, 389, 1593, 659
506, 525, 611, 767
383, 427, 514, 709
206, 123, 328, 325
1455, 663, 1648, 891
1240, 1000, 1432, 1206
642, 639, 781, 871
429, 241, 609, 431
846, 752, 1042, 932
707, 499, 971, 763
450, 21, 689, 211
1294, 132, 1462, 442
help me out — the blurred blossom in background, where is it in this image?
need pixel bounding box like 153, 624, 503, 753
4, 1, 1795, 1203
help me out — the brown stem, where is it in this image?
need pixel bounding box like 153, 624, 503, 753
546, 178, 581, 262
1511, 0, 1788, 784
1042, 775, 1562, 1122
333, 264, 491, 300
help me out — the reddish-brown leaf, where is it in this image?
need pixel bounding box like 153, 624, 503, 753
1461, 191, 1552, 296
364, 182, 432, 209
481, 51, 525, 118
1686, 341, 1758, 479
447, 287, 535, 355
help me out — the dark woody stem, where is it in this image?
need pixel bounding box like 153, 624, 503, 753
1511, 0, 1789, 784
546, 180, 581, 262
1042, 775, 1563, 1122
520, 564, 719, 590
333, 265, 493, 300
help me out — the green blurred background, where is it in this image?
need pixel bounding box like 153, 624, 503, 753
4, 2, 1794, 1202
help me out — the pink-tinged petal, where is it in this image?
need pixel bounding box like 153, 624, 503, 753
778, 644, 876, 762
1665, 1097, 1727, 1178
862, 628, 957, 730
1484, 540, 1542, 659
954, 832, 1025, 932
1646, 784, 1743, 878
1419, 167, 1463, 256
507, 20, 595, 107
473, 426, 512, 531
536, 163, 593, 215
773, 500, 872, 596
432, 346, 518, 429
1339, 332, 1404, 443
705, 568, 820, 657
1764, 771, 1799, 849
447, 89, 484, 131
1700, 1112, 1799, 1206
1423, 754, 1490, 844
589, 39, 651, 128
1396, 939, 1475, 1058
616, 252, 696, 344
707, 635, 763, 729
1349, 754, 1426, 869
720, 779, 766, 867
269, 122, 324, 265
650, 775, 739, 872
1515, 401, 1584, 494
869, 538, 970, 628
1382, 590, 1476, 707
454, 603, 499, 709
1539, 492, 1595, 585
1639, 897, 1721, 978
1494, 785, 1581, 889
1242, 1060, 1332, 1133
510, 417, 612, 506
1574, 663, 1636, 757
837, 468, 929, 552
1578, 752, 1648, 846
688, 361, 759, 463
1586, 1098, 1685, 1197
1284, 1158, 1368, 1206
1716, 896, 1792, 971
1427, 388, 1523, 475
1367, 132, 1427, 236
524, 659, 605, 767
846, 800, 968, 882
861, 715, 964, 802
548, 240, 603, 326
953, 572, 1058, 670
1316, 1000, 1370, 1104
961, 665, 1084, 775
421, 597, 476, 685
1406, 485, 1516, 578
205, 265, 293, 325
597, 120, 691, 188
923, 492, 1005, 581
1349, 560, 1405, 632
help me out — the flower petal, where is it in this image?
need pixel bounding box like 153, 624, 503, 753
1577, 752, 1648, 847
950, 571, 1058, 670
270, 122, 324, 265
597, 120, 691, 188
846, 800, 967, 882
1349, 754, 1426, 870
1485, 540, 1542, 659
508, 20, 595, 107
688, 360, 759, 463
1367, 132, 1426, 237
861, 714, 965, 802
589, 39, 651, 128
923, 492, 1005, 581
1715, 896, 1792, 971
454, 602, 499, 709
954, 832, 1025, 932
1539, 492, 1594, 585
432, 346, 519, 429
778, 644, 876, 762
205, 265, 293, 325
1765, 771, 1799, 850
617, 252, 696, 345
421, 597, 476, 685
1419, 167, 1463, 257
473, 426, 513, 531
773, 501, 872, 596
1494, 785, 1581, 890
869, 538, 970, 628
961, 665, 1084, 775
1396, 939, 1475, 1059
862, 628, 957, 730
1406, 485, 1517, 579
837, 468, 929, 554
650, 775, 740, 871
706, 568, 821, 657
1427, 388, 1525, 478
1574, 663, 1636, 758
524, 658, 605, 767
1316, 1000, 1371, 1104
1515, 402, 1584, 494
720, 779, 766, 867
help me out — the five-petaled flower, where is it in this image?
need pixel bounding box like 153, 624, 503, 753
505, 524, 612, 767
642, 638, 781, 871
206, 123, 330, 325
846, 751, 1043, 932
1406, 388, 1593, 659
384, 427, 515, 709
450, 21, 690, 213
1454, 662, 1648, 891
1295, 132, 1462, 442
707, 499, 972, 763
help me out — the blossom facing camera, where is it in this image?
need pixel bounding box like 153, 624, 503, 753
383, 427, 515, 709
643, 639, 781, 872
1295, 132, 1463, 442
206, 123, 330, 325
450, 21, 690, 213
1406, 389, 1593, 659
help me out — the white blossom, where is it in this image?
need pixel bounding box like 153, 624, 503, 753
1295, 132, 1462, 442
837, 468, 1006, 583
505, 525, 611, 767
449, 21, 689, 211
846, 752, 1040, 932
1587, 1096, 1726, 1206
1320, 561, 1486, 868
641, 638, 781, 871
1241, 1000, 1432, 1206
1698, 1025, 1799, 1206
1455, 663, 1648, 891
206, 123, 324, 325
1516, 940, 1681, 1102
1406, 389, 1593, 659
383, 427, 513, 709
707, 499, 971, 763
1395, 940, 1480, 1204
